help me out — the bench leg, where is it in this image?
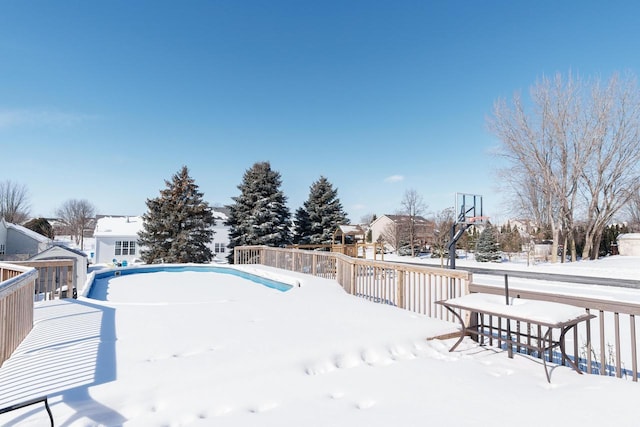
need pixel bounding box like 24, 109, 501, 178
541, 328, 554, 383
559, 325, 583, 375
442, 305, 467, 352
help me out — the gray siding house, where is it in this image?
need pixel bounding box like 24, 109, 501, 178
0, 217, 52, 261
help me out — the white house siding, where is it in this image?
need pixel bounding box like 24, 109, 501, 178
618, 233, 640, 256
209, 212, 230, 261
94, 216, 144, 265
369, 216, 395, 245
94, 213, 230, 264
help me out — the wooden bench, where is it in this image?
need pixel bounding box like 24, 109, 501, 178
436, 293, 596, 382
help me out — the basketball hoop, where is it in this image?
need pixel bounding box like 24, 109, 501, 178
466, 216, 489, 225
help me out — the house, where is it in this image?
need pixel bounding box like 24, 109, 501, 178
617, 233, 640, 256
28, 244, 89, 293
93, 210, 231, 265
0, 217, 53, 261
369, 214, 434, 251
94, 216, 144, 265
210, 208, 230, 260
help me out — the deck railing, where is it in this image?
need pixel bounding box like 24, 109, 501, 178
235, 245, 640, 381
0, 263, 38, 367
11, 260, 76, 300
234, 245, 473, 323
470, 283, 640, 382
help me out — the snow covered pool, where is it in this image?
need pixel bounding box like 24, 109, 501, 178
86, 265, 293, 300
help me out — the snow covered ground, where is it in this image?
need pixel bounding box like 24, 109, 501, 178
1, 257, 639, 426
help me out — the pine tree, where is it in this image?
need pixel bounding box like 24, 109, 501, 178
475, 225, 501, 262
299, 176, 349, 245
226, 162, 292, 262
293, 207, 312, 244
138, 166, 215, 263
23, 217, 55, 239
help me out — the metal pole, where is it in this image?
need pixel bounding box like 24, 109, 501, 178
504, 274, 510, 304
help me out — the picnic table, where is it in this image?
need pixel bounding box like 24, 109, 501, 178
436, 293, 596, 382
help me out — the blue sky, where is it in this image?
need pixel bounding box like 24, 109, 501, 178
2, 1, 639, 224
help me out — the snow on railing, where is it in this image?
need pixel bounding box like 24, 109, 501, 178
233, 245, 473, 324
234, 245, 640, 382
470, 282, 640, 382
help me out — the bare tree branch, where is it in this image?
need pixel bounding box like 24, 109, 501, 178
0, 180, 30, 223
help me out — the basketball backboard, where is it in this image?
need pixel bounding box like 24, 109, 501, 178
455, 193, 486, 225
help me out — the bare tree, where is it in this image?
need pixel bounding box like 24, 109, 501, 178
400, 189, 427, 256
627, 191, 640, 232
0, 180, 30, 223
360, 213, 376, 227
56, 199, 96, 249
488, 71, 640, 261
432, 207, 455, 267
380, 222, 402, 253
579, 74, 640, 259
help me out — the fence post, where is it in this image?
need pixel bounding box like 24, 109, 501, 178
312, 253, 317, 276
349, 263, 358, 295
397, 269, 405, 308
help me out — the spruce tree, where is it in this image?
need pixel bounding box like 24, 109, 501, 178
300, 176, 349, 245
293, 207, 312, 244
226, 162, 292, 262
138, 166, 215, 263
475, 224, 501, 262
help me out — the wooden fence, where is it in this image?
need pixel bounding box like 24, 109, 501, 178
235, 245, 640, 381
0, 259, 76, 367
234, 245, 472, 324
471, 283, 640, 382
11, 259, 76, 300
0, 263, 37, 367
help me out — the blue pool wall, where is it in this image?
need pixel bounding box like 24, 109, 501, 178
82, 264, 294, 299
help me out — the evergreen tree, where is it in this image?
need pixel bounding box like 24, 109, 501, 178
292, 207, 312, 244
226, 162, 292, 262
23, 217, 54, 239
475, 225, 501, 262
138, 166, 215, 263
299, 176, 349, 245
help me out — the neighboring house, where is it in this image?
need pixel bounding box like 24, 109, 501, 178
617, 233, 640, 256
94, 216, 144, 265
93, 210, 231, 265
29, 244, 89, 293
369, 214, 434, 250
0, 217, 53, 261
210, 207, 230, 261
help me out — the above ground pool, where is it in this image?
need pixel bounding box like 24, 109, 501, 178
86, 265, 293, 300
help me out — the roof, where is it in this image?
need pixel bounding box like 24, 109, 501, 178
212, 208, 228, 221
2, 218, 51, 243
94, 216, 144, 237
336, 224, 365, 236
29, 244, 88, 260
383, 214, 431, 224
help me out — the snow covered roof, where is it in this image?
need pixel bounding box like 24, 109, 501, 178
29, 244, 88, 259
94, 216, 144, 237
2, 218, 50, 243
336, 224, 365, 235
212, 209, 228, 221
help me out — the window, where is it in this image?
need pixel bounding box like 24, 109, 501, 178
214, 243, 226, 253
115, 241, 136, 256
0, 243, 4, 255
